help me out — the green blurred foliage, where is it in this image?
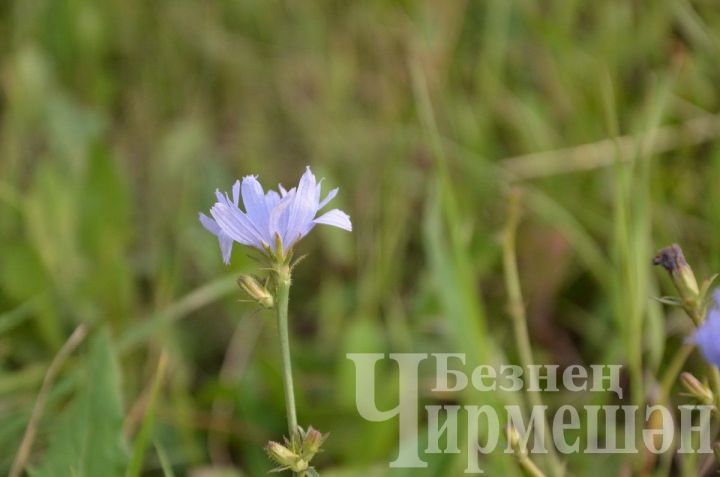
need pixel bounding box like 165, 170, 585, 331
2, 0, 720, 475
30, 328, 127, 477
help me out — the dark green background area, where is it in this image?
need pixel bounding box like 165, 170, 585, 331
2, 1, 720, 475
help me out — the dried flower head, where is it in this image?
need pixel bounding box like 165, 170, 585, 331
653, 244, 699, 300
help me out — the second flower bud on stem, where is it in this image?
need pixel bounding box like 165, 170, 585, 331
680, 372, 715, 407
266, 426, 328, 476
237, 274, 274, 309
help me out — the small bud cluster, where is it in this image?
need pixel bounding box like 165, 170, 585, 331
265, 426, 328, 476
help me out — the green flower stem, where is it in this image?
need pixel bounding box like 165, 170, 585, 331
275, 265, 298, 437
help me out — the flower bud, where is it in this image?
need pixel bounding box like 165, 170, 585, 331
653, 244, 699, 302
292, 459, 309, 473
237, 275, 274, 308
265, 441, 308, 473
301, 426, 328, 457
680, 372, 714, 404
265, 441, 297, 467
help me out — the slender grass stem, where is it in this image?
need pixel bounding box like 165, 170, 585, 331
502, 189, 564, 477
9, 323, 89, 477
518, 453, 547, 477
658, 344, 694, 404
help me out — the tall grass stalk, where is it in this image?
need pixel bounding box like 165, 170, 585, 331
502, 189, 563, 477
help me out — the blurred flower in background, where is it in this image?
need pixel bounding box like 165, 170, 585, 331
694, 291, 720, 367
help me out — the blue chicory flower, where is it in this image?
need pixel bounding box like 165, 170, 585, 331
200, 167, 352, 264
693, 290, 720, 367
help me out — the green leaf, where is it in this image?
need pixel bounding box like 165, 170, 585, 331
126, 354, 167, 477
154, 440, 176, 477
700, 273, 719, 301
652, 296, 683, 306
30, 328, 128, 477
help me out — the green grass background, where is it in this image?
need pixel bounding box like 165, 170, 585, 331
2, 0, 720, 475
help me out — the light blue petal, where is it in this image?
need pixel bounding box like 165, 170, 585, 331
220, 235, 233, 264
232, 180, 241, 205
313, 208, 352, 231
216, 184, 270, 247
265, 190, 281, 209
210, 203, 265, 248
269, 191, 295, 248
241, 175, 271, 242
315, 178, 324, 203
318, 187, 338, 210
200, 213, 234, 264
199, 212, 221, 235
695, 295, 720, 367
711, 290, 720, 316
697, 325, 720, 366
283, 167, 319, 247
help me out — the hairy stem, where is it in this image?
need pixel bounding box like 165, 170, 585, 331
275, 267, 298, 437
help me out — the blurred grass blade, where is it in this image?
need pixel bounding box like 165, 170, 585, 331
154, 440, 176, 477
117, 275, 239, 353
126, 352, 168, 477
9, 323, 88, 477
0, 297, 42, 336
30, 327, 127, 477
412, 57, 520, 476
